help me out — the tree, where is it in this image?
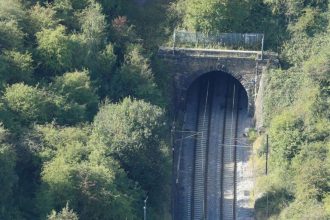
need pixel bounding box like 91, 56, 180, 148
0, 125, 20, 219
92, 97, 170, 214
0, 0, 174, 219
0, 0, 35, 49
47, 203, 79, 220
77, 1, 107, 53
52, 0, 90, 30
36, 25, 84, 75
176, 0, 252, 33
93, 98, 165, 159
3, 83, 58, 125
52, 70, 99, 120
0, 0, 25, 22
269, 111, 305, 167
89, 43, 117, 98
110, 15, 138, 50
28, 3, 58, 34
264, 0, 328, 18
279, 199, 328, 220
35, 124, 141, 220
97, 0, 132, 17
0, 50, 34, 86
110, 44, 161, 103
0, 20, 24, 50
35, 25, 72, 74
292, 143, 329, 202
3, 83, 86, 126
257, 5, 330, 217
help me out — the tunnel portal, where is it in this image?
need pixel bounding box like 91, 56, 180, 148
174, 71, 253, 220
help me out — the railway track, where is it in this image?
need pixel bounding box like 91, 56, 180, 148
222, 79, 239, 220
193, 78, 210, 220
175, 73, 248, 220
177, 80, 200, 220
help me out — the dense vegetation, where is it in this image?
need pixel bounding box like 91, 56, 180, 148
0, 0, 171, 219
254, 2, 330, 219
0, 0, 329, 219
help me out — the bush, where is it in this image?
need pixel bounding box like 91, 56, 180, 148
4, 83, 58, 124
0, 50, 33, 85
3, 83, 87, 126
36, 124, 140, 220
0, 20, 24, 50
28, 3, 58, 33
47, 203, 79, 220
110, 45, 162, 103
52, 70, 99, 120
93, 97, 169, 214
0, 125, 19, 219
36, 25, 78, 74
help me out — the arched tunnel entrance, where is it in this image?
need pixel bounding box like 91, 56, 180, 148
174, 71, 253, 220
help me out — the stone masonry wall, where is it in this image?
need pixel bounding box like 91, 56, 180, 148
158, 48, 278, 122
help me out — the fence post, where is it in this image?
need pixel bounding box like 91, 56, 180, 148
173, 30, 176, 51
265, 134, 269, 175
261, 34, 264, 60
265, 134, 269, 218
144, 196, 148, 220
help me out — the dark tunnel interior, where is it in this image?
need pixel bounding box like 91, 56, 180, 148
174, 71, 253, 220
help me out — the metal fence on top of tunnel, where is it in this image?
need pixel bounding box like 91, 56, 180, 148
173, 30, 264, 51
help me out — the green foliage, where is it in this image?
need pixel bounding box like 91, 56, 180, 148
324, 194, 330, 216
261, 75, 330, 218
93, 97, 170, 214
0, 0, 174, 219
35, 124, 141, 220
178, 0, 252, 33
27, 124, 91, 163
303, 40, 330, 119
3, 83, 87, 127
278, 199, 329, 220
255, 188, 293, 219
292, 142, 329, 201
90, 43, 117, 97
97, 0, 131, 16
52, 70, 99, 120
0, 50, 34, 85
0, 20, 24, 50
247, 128, 258, 143
269, 112, 305, 167
110, 15, 138, 49
281, 25, 330, 67
3, 83, 58, 124
77, 1, 107, 52
112, 0, 172, 49
110, 45, 162, 103
48, 203, 79, 220
288, 7, 327, 35
7, 0, 330, 219
52, 0, 90, 30
36, 25, 75, 74
263, 69, 305, 123
0, 125, 19, 219
264, 0, 328, 17
28, 3, 58, 33
0, 0, 26, 23
93, 97, 164, 157
258, 4, 330, 217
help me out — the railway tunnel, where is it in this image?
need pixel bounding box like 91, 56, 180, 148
174, 71, 253, 220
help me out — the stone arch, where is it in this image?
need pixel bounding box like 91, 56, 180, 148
184, 70, 248, 93
180, 70, 253, 115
